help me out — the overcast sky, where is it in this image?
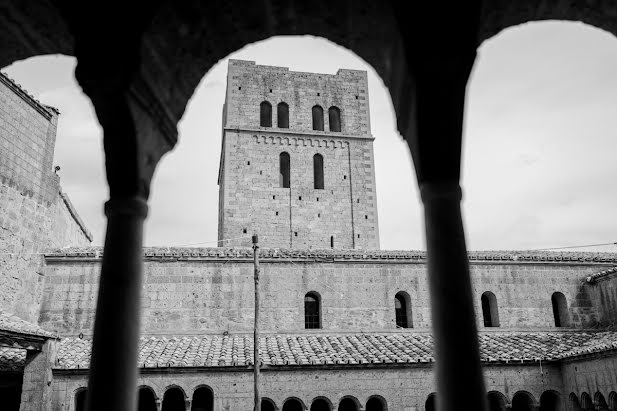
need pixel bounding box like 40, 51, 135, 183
4, 21, 617, 252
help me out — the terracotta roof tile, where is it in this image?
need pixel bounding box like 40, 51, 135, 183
0, 348, 25, 372
53, 331, 617, 370
0, 311, 56, 338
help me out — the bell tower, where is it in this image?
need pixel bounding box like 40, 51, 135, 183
217, 60, 380, 249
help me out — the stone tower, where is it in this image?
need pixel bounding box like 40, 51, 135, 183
217, 60, 379, 249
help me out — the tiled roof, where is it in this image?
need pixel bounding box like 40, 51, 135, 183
0, 311, 56, 339
0, 348, 25, 372
53, 331, 617, 370
45, 247, 617, 264
586, 267, 617, 283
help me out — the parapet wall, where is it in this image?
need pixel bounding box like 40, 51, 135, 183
39, 248, 614, 335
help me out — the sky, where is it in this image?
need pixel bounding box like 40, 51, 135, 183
4, 21, 617, 252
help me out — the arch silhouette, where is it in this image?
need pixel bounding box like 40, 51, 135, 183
481, 291, 500, 327
512, 391, 536, 411
366, 395, 387, 411
138, 386, 158, 411
487, 391, 508, 411
310, 397, 332, 411
551, 292, 569, 327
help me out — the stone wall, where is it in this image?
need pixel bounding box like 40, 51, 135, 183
0, 73, 92, 322
39, 252, 608, 335
50, 362, 566, 411
560, 355, 617, 406
218, 61, 379, 250
584, 275, 617, 329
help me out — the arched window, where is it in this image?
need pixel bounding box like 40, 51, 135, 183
162, 387, 186, 411
283, 398, 304, 411
609, 392, 617, 411
280, 152, 290, 188
338, 398, 359, 411
75, 388, 87, 411
539, 391, 561, 411
313, 153, 324, 189
366, 396, 386, 411
512, 392, 535, 411
260, 101, 272, 127
551, 292, 569, 327
395, 292, 412, 328
328, 106, 341, 132
595, 392, 609, 411
262, 398, 277, 411
481, 291, 500, 327
570, 393, 583, 411
138, 387, 158, 411
311, 398, 332, 411
192, 386, 213, 411
487, 391, 508, 411
425, 393, 437, 411
312, 105, 324, 131
580, 393, 593, 411
305, 292, 321, 329
277, 102, 289, 128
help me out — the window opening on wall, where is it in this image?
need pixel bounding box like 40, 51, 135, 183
277, 102, 289, 128
247, 161, 250, 165
318, 213, 321, 218
260, 170, 262, 175
242, 228, 247, 234
317, 197, 319, 201
395, 292, 412, 328
312, 105, 324, 131
317, 92, 320, 96
294, 232, 298, 237
357, 234, 360, 238
365, 215, 368, 219
299, 196, 302, 200
313, 154, 324, 189
260, 101, 272, 127
328, 106, 341, 132
551, 292, 569, 327
269, 88, 272, 93
343, 175, 347, 180
238, 87, 241, 90
304, 292, 321, 329
275, 212, 279, 216
273, 195, 276, 199
192, 387, 214, 411
279, 152, 290, 188
481, 291, 500, 327
330, 236, 334, 248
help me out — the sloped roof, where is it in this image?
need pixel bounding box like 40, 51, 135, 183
45, 247, 617, 264
52, 331, 617, 370
0, 347, 25, 372
0, 311, 56, 339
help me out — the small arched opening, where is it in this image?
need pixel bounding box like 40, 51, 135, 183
512, 391, 536, 411
138, 386, 158, 411
595, 392, 609, 411
312, 105, 324, 131
305, 291, 321, 329
551, 292, 569, 327
481, 291, 500, 327
280, 152, 290, 188
395, 291, 412, 328
366, 395, 387, 411
75, 388, 88, 411
570, 393, 583, 411
581, 392, 594, 411
262, 398, 277, 411
328, 106, 341, 132
283, 398, 305, 411
313, 153, 324, 189
487, 391, 508, 411
338, 397, 359, 411
425, 393, 437, 411
260, 101, 272, 127
162, 386, 186, 411
609, 391, 617, 411
277, 102, 289, 128
191, 386, 214, 411
539, 390, 561, 411
311, 397, 332, 411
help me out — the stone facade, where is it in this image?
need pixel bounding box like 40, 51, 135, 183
218, 61, 379, 250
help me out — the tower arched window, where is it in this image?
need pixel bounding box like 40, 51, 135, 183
260, 101, 272, 127
313, 153, 324, 189
304, 292, 321, 329
551, 292, 569, 327
328, 106, 341, 132
395, 291, 412, 328
277, 102, 289, 128
75, 389, 87, 411
312, 105, 324, 131
280, 152, 290, 188
481, 291, 500, 327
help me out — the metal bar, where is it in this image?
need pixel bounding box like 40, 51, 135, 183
86, 197, 148, 411
253, 234, 261, 411
421, 183, 487, 411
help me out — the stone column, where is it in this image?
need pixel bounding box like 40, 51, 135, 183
86, 197, 148, 411
19, 339, 58, 411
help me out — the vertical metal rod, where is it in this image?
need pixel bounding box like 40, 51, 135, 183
253, 234, 261, 411
87, 197, 148, 411
421, 183, 487, 411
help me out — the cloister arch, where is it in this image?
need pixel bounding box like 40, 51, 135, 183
366, 395, 388, 411
138, 386, 158, 411
283, 397, 306, 411
512, 391, 536, 411
595, 392, 609, 411
4, 4, 617, 411
539, 390, 561, 411
569, 393, 582, 411
191, 385, 214, 411
580, 392, 593, 411
162, 386, 187, 411
609, 392, 617, 411
338, 397, 360, 411
262, 397, 278, 411
310, 397, 333, 411
487, 391, 508, 411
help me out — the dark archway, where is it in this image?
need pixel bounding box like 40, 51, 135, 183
138, 386, 158, 411
581, 392, 593, 411
311, 398, 332, 411
313, 153, 324, 189
366, 396, 386, 411
609, 392, 617, 411
280, 152, 290, 188
539, 391, 560, 411
570, 393, 583, 411
191, 386, 213, 411
277, 102, 289, 128
312, 105, 324, 131
425, 393, 437, 411
262, 398, 277, 411
338, 397, 358, 411
596, 392, 609, 411
512, 392, 535, 411
0, 385, 22, 411
481, 291, 500, 327
162, 387, 186, 411
487, 391, 508, 411
305, 291, 321, 329
395, 291, 412, 328
75, 388, 88, 411
551, 292, 569, 327
283, 398, 304, 411
328, 106, 341, 132
260, 101, 272, 127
